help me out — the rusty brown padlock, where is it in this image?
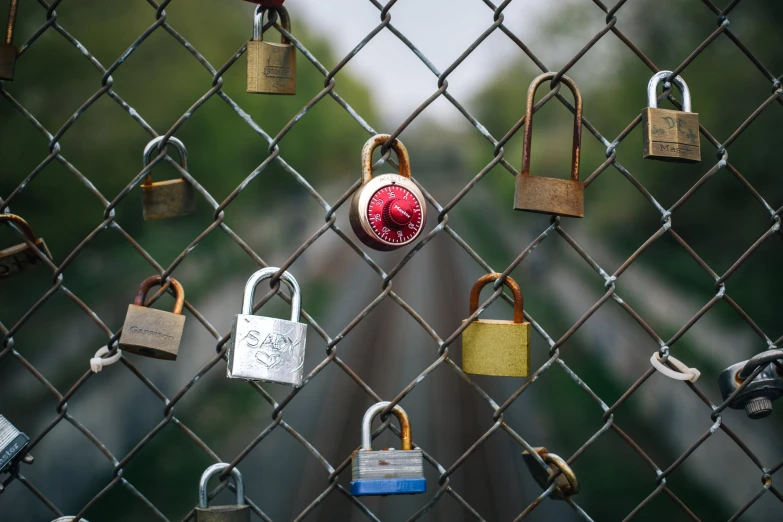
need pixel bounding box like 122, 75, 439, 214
247, 6, 295, 95
0, 213, 52, 279
514, 73, 584, 218
522, 447, 579, 500
118, 276, 186, 360
0, 0, 18, 81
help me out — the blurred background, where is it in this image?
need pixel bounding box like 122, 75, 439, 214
1, 0, 782, 521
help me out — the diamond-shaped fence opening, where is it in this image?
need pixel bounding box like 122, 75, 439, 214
1, 0, 782, 521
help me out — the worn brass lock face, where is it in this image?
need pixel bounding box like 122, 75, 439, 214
141, 136, 196, 220
349, 134, 426, 251
195, 463, 251, 522
119, 276, 186, 360
462, 273, 530, 377
514, 73, 584, 218
0, 0, 18, 81
642, 71, 700, 163
350, 401, 426, 496
0, 213, 52, 279
247, 6, 295, 95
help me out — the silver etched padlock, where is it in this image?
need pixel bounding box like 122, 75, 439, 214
718, 349, 783, 419
228, 267, 307, 386
0, 415, 30, 474
195, 463, 251, 522
350, 401, 426, 496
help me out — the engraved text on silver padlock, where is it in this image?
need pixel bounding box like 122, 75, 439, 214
228, 268, 307, 386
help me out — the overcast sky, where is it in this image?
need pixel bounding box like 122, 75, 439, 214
289, 0, 564, 124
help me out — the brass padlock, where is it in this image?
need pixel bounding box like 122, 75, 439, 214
246, 5, 295, 95
0, 0, 18, 81
642, 71, 700, 163
461, 273, 530, 377
141, 136, 196, 220
522, 447, 579, 500
0, 213, 52, 279
195, 463, 251, 522
514, 73, 584, 218
118, 276, 186, 360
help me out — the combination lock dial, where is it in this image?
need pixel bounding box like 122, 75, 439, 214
349, 135, 427, 251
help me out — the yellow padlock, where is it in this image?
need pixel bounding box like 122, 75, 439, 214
461, 273, 530, 377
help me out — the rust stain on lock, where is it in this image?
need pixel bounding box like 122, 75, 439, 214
514, 72, 584, 218
522, 447, 579, 500
0, 214, 52, 279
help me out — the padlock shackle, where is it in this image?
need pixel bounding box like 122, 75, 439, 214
738, 349, 783, 381
142, 136, 189, 186
468, 273, 524, 324
242, 267, 301, 322
647, 71, 692, 112
0, 213, 39, 244
253, 5, 292, 43
5, 0, 17, 45
360, 134, 412, 186
360, 401, 412, 451
521, 73, 582, 183
198, 462, 245, 509
134, 276, 185, 315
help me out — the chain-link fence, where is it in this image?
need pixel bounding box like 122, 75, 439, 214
1, 0, 782, 520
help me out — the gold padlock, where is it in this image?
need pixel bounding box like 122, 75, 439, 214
0, 213, 52, 279
140, 136, 196, 220
118, 276, 186, 360
522, 447, 579, 500
461, 273, 530, 377
642, 71, 700, 163
246, 5, 296, 95
514, 73, 584, 218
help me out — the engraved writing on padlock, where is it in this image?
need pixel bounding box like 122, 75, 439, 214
118, 276, 186, 360
195, 463, 251, 522
461, 273, 530, 377
228, 267, 307, 386
348, 134, 427, 251
350, 401, 426, 496
0, 213, 52, 279
642, 71, 700, 163
246, 6, 296, 95
718, 349, 783, 419
0, 415, 29, 474
140, 136, 196, 220
0, 0, 18, 81
522, 447, 579, 500
514, 73, 584, 218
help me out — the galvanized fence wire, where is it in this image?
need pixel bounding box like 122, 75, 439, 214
1, 0, 782, 520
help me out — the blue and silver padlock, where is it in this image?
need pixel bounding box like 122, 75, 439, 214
350, 401, 426, 496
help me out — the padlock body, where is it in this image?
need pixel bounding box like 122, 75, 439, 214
118, 305, 185, 360
0, 238, 51, 278
228, 314, 307, 386
514, 175, 584, 218
0, 416, 29, 473
0, 44, 16, 81
351, 448, 426, 496
462, 319, 530, 377
247, 40, 296, 95
195, 505, 251, 522
141, 178, 196, 220
642, 107, 700, 163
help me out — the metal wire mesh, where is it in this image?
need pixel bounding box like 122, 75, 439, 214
1, 0, 782, 520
